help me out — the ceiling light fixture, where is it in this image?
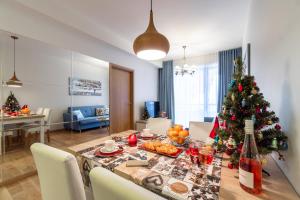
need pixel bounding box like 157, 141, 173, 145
6, 36, 22, 87
133, 0, 170, 60
175, 45, 196, 76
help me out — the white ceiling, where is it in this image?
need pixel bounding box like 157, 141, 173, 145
15, 0, 250, 61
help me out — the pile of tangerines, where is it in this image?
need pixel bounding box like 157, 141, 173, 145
167, 124, 189, 145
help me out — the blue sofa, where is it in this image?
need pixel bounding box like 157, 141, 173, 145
63, 105, 109, 132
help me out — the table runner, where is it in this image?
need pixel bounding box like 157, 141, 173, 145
74, 135, 222, 200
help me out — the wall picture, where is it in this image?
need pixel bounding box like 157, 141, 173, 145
69, 77, 102, 96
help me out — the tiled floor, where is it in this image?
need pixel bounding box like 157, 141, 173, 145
0, 128, 109, 200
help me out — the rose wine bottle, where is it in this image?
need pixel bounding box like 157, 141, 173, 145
239, 120, 262, 194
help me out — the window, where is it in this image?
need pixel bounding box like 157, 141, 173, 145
174, 62, 218, 127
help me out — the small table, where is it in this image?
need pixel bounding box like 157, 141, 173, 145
0, 114, 45, 155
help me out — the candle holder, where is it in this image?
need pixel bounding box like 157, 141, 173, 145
128, 134, 137, 147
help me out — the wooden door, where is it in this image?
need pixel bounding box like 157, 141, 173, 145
109, 64, 134, 134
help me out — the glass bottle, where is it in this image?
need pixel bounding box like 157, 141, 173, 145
239, 120, 262, 194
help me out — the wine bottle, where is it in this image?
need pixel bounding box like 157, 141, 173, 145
239, 120, 262, 194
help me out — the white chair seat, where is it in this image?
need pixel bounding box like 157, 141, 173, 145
189, 121, 213, 141
31, 143, 86, 200
90, 167, 166, 200
146, 118, 172, 135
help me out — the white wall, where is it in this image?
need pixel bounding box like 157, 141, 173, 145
243, 0, 300, 194
0, 0, 159, 123
0, 31, 109, 130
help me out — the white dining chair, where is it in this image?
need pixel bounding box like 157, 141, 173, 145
189, 121, 213, 141
146, 118, 172, 135
35, 107, 44, 115
31, 143, 87, 200
23, 108, 52, 144
90, 167, 166, 200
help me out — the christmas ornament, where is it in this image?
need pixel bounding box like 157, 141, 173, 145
214, 135, 219, 143
251, 114, 256, 124
271, 138, 278, 149
257, 132, 263, 140
228, 162, 233, 169
238, 83, 243, 92
230, 108, 234, 115
231, 115, 236, 121
242, 99, 246, 107
228, 80, 236, 89
226, 136, 237, 155
256, 107, 261, 114
275, 124, 281, 130
281, 141, 288, 151
253, 81, 257, 87
261, 156, 268, 166
268, 120, 273, 125
231, 93, 235, 101
251, 88, 258, 95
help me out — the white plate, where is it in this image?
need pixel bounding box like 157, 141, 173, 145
100, 146, 119, 153
141, 132, 153, 137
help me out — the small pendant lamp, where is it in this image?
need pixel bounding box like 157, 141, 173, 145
6, 36, 22, 87
133, 0, 170, 60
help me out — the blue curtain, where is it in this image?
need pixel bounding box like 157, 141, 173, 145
217, 47, 242, 112
158, 60, 175, 122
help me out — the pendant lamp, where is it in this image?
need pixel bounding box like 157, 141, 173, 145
133, 0, 170, 60
6, 36, 22, 87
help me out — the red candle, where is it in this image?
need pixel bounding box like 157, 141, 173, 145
128, 134, 137, 147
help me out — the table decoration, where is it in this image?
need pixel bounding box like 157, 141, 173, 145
128, 133, 138, 147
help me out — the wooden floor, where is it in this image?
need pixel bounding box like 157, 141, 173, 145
0, 128, 109, 200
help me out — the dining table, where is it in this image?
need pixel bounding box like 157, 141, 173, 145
68, 130, 299, 200
0, 114, 45, 155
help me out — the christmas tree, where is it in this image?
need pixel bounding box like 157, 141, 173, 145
4, 91, 21, 112
142, 106, 150, 120
218, 57, 288, 167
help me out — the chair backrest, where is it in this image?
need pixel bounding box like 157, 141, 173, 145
30, 143, 86, 200
90, 167, 166, 200
146, 118, 172, 135
43, 108, 52, 125
36, 107, 44, 115
189, 121, 213, 141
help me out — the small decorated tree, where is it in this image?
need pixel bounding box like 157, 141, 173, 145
142, 106, 150, 120
4, 91, 21, 112
218, 57, 288, 167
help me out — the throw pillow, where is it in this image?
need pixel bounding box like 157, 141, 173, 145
96, 108, 105, 116
73, 110, 84, 120
105, 107, 109, 115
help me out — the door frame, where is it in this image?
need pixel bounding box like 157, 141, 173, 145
109, 63, 134, 134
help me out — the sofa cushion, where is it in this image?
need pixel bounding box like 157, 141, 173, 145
79, 117, 99, 125
72, 110, 84, 120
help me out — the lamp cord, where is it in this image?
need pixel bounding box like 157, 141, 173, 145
13, 37, 16, 73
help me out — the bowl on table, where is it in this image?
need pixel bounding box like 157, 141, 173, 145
167, 125, 190, 146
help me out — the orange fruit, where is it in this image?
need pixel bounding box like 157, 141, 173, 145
168, 127, 175, 132
177, 137, 185, 144
172, 136, 179, 142
174, 124, 183, 132
179, 130, 189, 138
169, 130, 179, 137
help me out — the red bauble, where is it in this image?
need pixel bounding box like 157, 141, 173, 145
231, 115, 236, 121
228, 163, 233, 169
256, 107, 261, 113
238, 83, 243, 92
275, 124, 281, 130
253, 81, 257, 87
